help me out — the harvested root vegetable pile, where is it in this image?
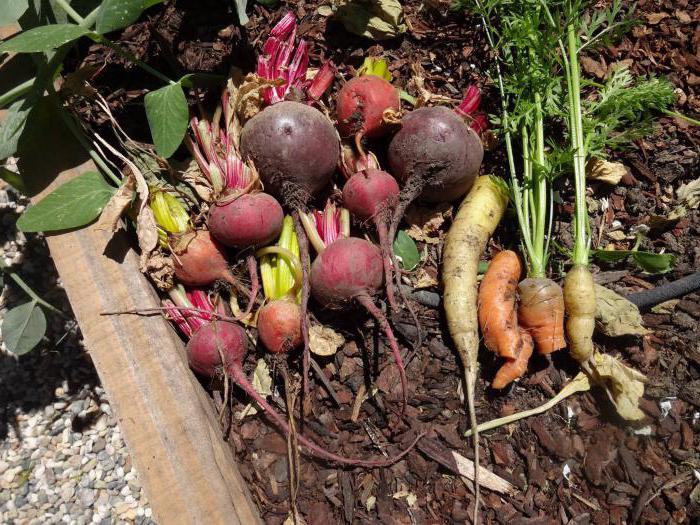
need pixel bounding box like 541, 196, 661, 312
4, 0, 700, 523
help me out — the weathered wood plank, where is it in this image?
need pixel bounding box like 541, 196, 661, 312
32, 161, 261, 524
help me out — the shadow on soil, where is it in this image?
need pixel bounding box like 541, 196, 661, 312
0, 191, 99, 442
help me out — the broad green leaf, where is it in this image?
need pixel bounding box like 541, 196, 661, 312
0, 0, 29, 26
0, 167, 26, 193
2, 300, 46, 355
632, 251, 676, 274
17, 171, 115, 232
592, 248, 630, 264
96, 0, 165, 35
592, 248, 676, 274
144, 82, 189, 158
0, 99, 31, 160
393, 230, 420, 271
0, 24, 91, 54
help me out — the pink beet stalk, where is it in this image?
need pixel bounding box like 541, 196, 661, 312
165, 286, 222, 338
187, 92, 254, 194
258, 13, 335, 104
455, 85, 488, 134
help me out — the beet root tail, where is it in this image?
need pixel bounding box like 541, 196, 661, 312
228, 365, 421, 466
292, 211, 311, 398
355, 294, 408, 416
241, 254, 259, 320
375, 218, 399, 312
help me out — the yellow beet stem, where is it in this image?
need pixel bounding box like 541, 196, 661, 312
563, 264, 596, 363
443, 175, 508, 524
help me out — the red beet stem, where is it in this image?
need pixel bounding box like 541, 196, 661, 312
374, 218, 399, 312
228, 365, 421, 466
240, 254, 259, 319
355, 294, 408, 416
292, 210, 311, 398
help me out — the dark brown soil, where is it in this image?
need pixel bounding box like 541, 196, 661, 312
68, 1, 700, 523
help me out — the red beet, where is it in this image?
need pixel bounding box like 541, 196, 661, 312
208, 193, 284, 248
240, 101, 339, 207
388, 106, 483, 204
186, 320, 419, 465
257, 299, 303, 354
336, 76, 400, 139
172, 230, 236, 287
342, 169, 400, 310
310, 238, 407, 412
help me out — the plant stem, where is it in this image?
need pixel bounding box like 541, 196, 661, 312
53, 0, 84, 25
663, 109, 700, 127
0, 78, 35, 109
82, 6, 101, 28
0, 260, 67, 317
97, 37, 175, 86
51, 91, 121, 185
566, 23, 589, 266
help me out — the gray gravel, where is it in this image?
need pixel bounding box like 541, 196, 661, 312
1, 185, 154, 524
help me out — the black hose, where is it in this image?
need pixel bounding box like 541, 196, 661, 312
626, 271, 700, 310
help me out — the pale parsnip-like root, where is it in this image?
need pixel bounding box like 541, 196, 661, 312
563, 264, 596, 363
518, 277, 566, 354
443, 175, 508, 525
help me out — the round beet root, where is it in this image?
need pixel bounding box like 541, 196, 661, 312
172, 230, 235, 287
257, 299, 303, 353
310, 237, 383, 309
208, 193, 284, 248
240, 101, 339, 205
343, 169, 399, 220
336, 76, 400, 139
388, 106, 483, 203
186, 321, 247, 377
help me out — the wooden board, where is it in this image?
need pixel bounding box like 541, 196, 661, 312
33, 160, 262, 525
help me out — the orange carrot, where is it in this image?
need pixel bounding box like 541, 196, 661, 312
492, 328, 533, 389
517, 277, 566, 354
477, 250, 523, 360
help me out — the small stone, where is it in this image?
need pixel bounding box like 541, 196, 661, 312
92, 438, 106, 453
60, 486, 75, 501
78, 488, 96, 507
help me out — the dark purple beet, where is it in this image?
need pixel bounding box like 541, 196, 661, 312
240, 101, 340, 207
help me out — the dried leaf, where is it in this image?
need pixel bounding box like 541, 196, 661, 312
178, 158, 212, 202
405, 202, 450, 244
587, 158, 627, 185
587, 351, 646, 422
95, 174, 136, 232
137, 206, 159, 271
143, 252, 175, 290
309, 323, 345, 356
413, 267, 439, 289
669, 176, 700, 220
228, 71, 281, 125
650, 299, 679, 314
332, 0, 407, 41
595, 284, 650, 337
237, 359, 273, 419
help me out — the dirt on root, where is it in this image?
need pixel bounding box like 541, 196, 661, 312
66, 0, 700, 523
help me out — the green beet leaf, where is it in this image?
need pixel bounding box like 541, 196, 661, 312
0, 0, 29, 26
96, 0, 166, 35
17, 171, 115, 232
393, 230, 420, 271
2, 300, 46, 355
144, 82, 189, 158
0, 24, 92, 54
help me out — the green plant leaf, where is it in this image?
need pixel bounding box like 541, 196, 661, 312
632, 251, 676, 274
0, 0, 29, 26
0, 24, 92, 54
393, 230, 420, 271
592, 249, 631, 264
2, 300, 46, 355
0, 166, 26, 193
144, 82, 188, 158
96, 0, 165, 35
17, 171, 115, 232
0, 99, 31, 160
